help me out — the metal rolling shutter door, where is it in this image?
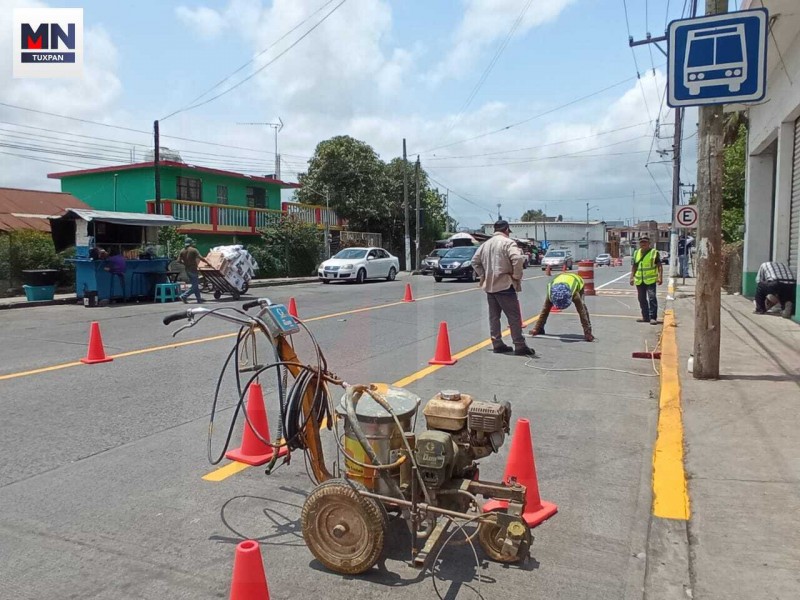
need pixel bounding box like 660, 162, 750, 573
789, 118, 800, 269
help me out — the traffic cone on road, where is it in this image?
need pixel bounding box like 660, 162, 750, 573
429, 321, 457, 365
483, 418, 558, 527
229, 540, 271, 600
287, 297, 299, 319
545, 265, 551, 276
80, 321, 113, 364
402, 283, 415, 303
226, 383, 289, 466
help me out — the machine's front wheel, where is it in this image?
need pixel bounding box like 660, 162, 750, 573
477, 511, 532, 563
301, 478, 386, 575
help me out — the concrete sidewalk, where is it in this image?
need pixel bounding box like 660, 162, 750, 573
0, 275, 323, 310
671, 281, 800, 600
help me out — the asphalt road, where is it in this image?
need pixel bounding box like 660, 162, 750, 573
0, 267, 666, 600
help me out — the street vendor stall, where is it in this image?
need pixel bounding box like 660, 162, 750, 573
49, 208, 188, 303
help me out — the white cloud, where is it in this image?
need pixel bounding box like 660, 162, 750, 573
175, 5, 227, 39
430, 0, 576, 82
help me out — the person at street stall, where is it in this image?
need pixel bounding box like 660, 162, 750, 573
179, 238, 212, 304
104, 248, 127, 302
629, 236, 662, 325
754, 261, 796, 318
471, 220, 535, 356
528, 271, 594, 341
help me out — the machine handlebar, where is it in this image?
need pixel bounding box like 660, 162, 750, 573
163, 310, 190, 325
242, 300, 261, 311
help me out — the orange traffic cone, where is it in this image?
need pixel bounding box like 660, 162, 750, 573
483, 418, 558, 527
229, 540, 270, 600
226, 383, 289, 466
287, 297, 299, 319
80, 321, 113, 364
402, 283, 415, 303
545, 265, 551, 276
429, 321, 457, 365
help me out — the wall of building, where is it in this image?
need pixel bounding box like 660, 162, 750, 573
743, 10, 800, 322
58, 166, 284, 213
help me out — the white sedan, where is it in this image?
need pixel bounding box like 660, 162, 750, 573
318, 247, 400, 284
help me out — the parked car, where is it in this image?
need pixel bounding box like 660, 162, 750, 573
595, 253, 612, 266
541, 249, 573, 271
318, 247, 399, 284
421, 248, 450, 275
434, 246, 479, 282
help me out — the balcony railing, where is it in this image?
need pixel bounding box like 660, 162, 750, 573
145, 199, 344, 234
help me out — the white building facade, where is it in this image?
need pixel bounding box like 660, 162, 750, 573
482, 221, 607, 261
741, 0, 799, 322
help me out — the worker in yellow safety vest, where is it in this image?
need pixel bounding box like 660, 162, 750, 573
629, 235, 662, 324
529, 271, 594, 342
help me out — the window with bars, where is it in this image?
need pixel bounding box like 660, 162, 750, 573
217, 185, 228, 204
176, 176, 202, 202
246, 186, 266, 209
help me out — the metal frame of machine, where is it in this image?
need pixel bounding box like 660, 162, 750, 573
163, 298, 534, 576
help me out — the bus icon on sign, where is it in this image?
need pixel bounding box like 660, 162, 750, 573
668, 8, 767, 107
685, 24, 746, 96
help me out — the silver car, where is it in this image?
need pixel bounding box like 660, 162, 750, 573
421, 248, 449, 275
595, 253, 612, 266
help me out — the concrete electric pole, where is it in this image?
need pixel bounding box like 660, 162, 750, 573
237, 118, 283, 178
403, 139, 411, 271
693, 0, 727, 380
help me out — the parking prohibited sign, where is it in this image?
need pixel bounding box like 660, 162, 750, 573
675, 205, 698, 228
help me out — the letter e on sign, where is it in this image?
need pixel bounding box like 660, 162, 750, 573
675, 206, 698, 228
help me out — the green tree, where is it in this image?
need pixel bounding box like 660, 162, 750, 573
157, 227, 185, 259
252, 215, 323, 277
722, 124, 746, 243
520, 209, 546, 222
295, 135, 387, 232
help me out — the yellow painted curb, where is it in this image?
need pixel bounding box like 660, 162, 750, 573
652, 309, 690, 520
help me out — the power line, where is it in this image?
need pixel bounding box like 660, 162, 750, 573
444, 0, 534, 135
621, 0, 653, 123
415, 72, 647, 155
161, 0, 348, 120
424, 120, 652, 160
171, 0, 338, 112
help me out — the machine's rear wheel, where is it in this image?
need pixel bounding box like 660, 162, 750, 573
301, 478, 386, 575
477, 511, 532, 563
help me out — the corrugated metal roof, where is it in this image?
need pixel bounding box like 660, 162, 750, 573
53, 208, 189, 227
0, 187, 90, 232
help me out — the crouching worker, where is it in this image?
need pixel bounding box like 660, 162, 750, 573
529, 272, 594, 342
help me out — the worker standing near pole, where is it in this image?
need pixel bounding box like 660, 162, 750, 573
629, 236, 662, 324
528, 272, 594, 342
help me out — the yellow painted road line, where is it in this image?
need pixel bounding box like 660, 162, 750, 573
204, 314, 543, 481
652, 309, 690, 520
0, 277, 545, 382
201, 460, 250, 482
0, 360, 82, 381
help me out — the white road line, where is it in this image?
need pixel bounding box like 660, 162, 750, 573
596, 271, 631, 289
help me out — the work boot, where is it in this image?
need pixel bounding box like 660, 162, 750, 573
493, 344, 512, 353
650, 319, 658, 325
514, 346, 535, 357
782, 301, 794, 319
181, 296, 188, 304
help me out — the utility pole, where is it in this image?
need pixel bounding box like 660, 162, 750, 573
153, 120, 161, 215
444, 188, 449, 232
693, 0, 726, 379
668, 106, 684, 297
403, 139, 411, 271
415, 156, 421, 270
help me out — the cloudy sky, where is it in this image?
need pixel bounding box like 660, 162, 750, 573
1, 0, 708, 228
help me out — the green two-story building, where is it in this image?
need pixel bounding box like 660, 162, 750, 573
48, 161, 342, 252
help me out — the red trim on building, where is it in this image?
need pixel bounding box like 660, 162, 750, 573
47, 161, 301, 188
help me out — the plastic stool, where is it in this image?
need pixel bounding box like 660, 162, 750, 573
154, 283, 179, 303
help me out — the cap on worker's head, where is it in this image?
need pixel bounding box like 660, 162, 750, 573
550, 283, 573, 310
184, 237, 193, 246
639, 236, 650, 243
494, 219, 511, 233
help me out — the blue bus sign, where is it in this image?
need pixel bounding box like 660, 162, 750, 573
668, 8, 767, 107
